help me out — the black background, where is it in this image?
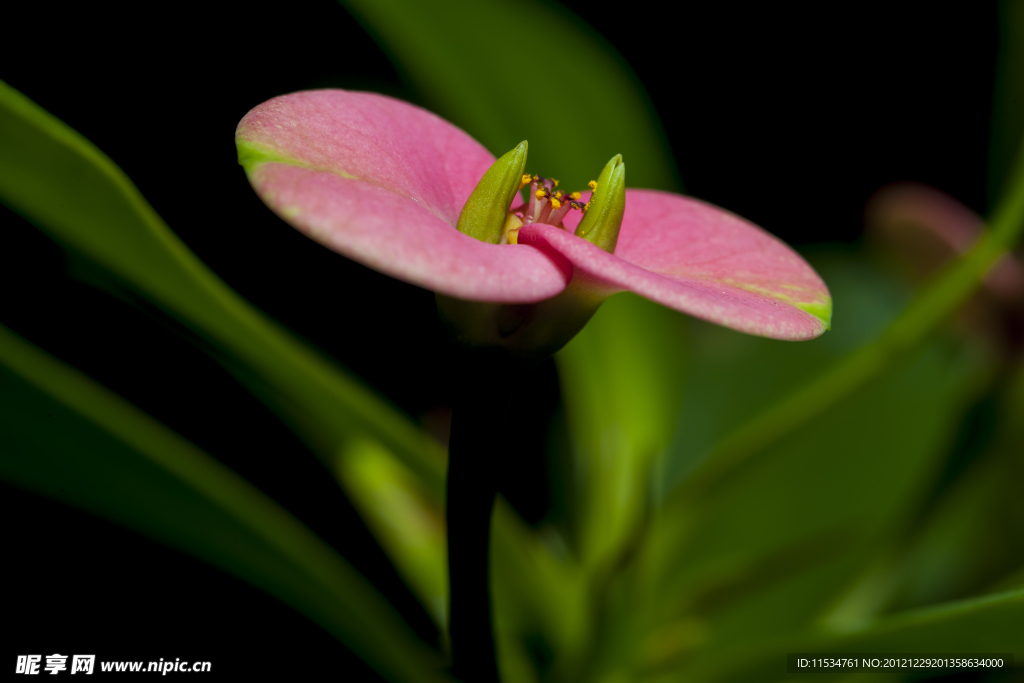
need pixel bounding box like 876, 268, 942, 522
0, 1, 998, 679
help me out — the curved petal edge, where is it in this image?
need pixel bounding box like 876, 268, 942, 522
521, 190, 832, 341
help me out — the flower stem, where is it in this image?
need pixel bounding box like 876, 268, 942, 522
446, 352, 523, 683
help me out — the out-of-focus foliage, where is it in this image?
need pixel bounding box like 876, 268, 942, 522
557, 293, 687, 574
0, 324, 451, 683
2, 0, 1024, 682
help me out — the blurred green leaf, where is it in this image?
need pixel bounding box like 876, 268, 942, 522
336, 438, 449, 629
340, 0, 680, 193
831, 585, 1024, 655
883, 447, 1024, 612
592, 333, 990, 682
555, 292, 687, 571
702, 586, 1024, 683
490, 499, 596, 683
0, 324, 451, 683
659, 248, 913, 495
856, 361, 1024, 615
0, 79, 446, 497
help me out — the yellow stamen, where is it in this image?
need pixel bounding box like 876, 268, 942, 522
535, 189, 547, 199
553, 179, 560, 187
550, 197, 562, 209
502, 212, 523, 244
520, 174, 532, 189
569, 191, 581, 200
588, 180, 598, 191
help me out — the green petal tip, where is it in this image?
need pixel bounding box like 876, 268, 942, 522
796, 297, 833, 332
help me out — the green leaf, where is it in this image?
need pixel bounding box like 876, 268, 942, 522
335, 438, 449, 629
855, 361, 1024, 615
701, 586, 1024, 683
490, 501, 591, 682
0, 78, 446, 496
591, 335, 989, 682
833, 586, 1024, 655
555, 292, 687, 570
339, 0, 681, 193
883, 449, 1024, 612
659, 248, 914, 494
0, 324, 451, 683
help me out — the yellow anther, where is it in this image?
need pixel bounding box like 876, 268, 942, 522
554, 190, 564, 199
502, 212, 523, 244
553, 179, 560, 187
535, 189, 547, 200
520, 174, 532, 188
550, 197, 562, 209
588, 180, 598, 191
569, 191, 581, 200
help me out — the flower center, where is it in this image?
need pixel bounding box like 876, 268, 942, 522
503, 174, 594, 244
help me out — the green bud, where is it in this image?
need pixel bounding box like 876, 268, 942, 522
456, 141, 528, 244
575, 154, 625, 253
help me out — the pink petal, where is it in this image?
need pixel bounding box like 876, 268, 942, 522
237, 90, 570, 301
519, 190, 831, 340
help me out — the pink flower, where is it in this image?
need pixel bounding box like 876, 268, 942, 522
236, 90, 830, 353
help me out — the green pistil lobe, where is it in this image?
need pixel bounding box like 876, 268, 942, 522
575, 154, 625, 253
457, 141, 528, 244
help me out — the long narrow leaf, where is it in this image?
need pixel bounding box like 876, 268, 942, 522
0, 324, 451, 683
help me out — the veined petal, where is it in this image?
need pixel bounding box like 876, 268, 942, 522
237, 90, 491, 222
524, 190, 831, 340
237, 90, 570, 302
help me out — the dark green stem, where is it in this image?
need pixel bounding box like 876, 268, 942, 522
446, 352, 523, 683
